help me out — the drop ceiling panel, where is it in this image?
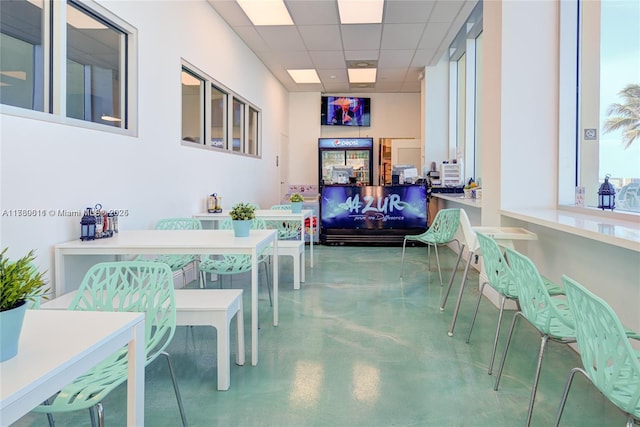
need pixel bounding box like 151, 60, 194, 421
298, 25, 342, 50
340, 24, 383, 51
206, 0, 479, 93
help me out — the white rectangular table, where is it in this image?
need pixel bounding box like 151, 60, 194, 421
54, 229, 277, 366
194, 209, 314, 268
0, 310, 145, 427
42, 289, 245, 391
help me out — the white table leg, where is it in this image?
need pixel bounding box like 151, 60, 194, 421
251, 251, 258, 366
273, 239, 278, 326
54, 249, 65, 297
216, 312, 231, 391
127, 318, 145, 426
235, 298, 245, 366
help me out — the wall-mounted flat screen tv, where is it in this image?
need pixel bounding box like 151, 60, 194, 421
321, 96, 370, 127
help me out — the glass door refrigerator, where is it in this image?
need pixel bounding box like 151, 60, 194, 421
318, 137, 374, 186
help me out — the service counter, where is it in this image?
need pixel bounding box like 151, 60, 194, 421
320, 184, 428, 244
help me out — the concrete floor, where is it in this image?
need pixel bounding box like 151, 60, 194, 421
13, 244, 624, 426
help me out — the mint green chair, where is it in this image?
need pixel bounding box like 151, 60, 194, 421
494, 247, 575, 427
147, 217, 202, 287
199, 218, 272, 305
400, 208, 461, 286
465, 232, 566, 375
554, 275, 640, 427
268, 204, 301, 240
33, 261, 187, 427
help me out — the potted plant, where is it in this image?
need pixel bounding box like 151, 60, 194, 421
0, 248, 48, 362
289, 193, 304, 213
229, 202, 256, 237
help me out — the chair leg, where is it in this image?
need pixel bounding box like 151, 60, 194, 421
494, 311, 523, 391
96, 403, 104, 427
160, 351, 189, 427
439, 245, 465, 311
434, 244, 443, 286
400, 238, 408, 277
466, 281, 488, 345
488, 296, 508, 375
553, 367, 586, 427
445, 251, 473, 337
525, 334, 549, 427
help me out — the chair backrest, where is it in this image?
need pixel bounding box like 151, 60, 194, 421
69, 261, 176, 364
476, 232, 518, 298
268, 205, 300, 240
562, 275, 640, 415
271, 204, 292, 210
504, 247, 574, 336
458, 209, 479, 252
154, 218, 202, 230
428, 208, 461, 243
220, 218, 266, 230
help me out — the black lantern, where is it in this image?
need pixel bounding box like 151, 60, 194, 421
597, 174, 616, 211
80, 208, 97, 240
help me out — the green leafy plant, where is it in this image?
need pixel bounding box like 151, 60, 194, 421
0, 248, 48, 311
229, 202, 256, 221
289, 193, 304, 203
603, 83, 640, 149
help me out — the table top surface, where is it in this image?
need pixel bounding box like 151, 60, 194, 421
0, 310, 143, 409
194, 209, 312, 219
42, 289, 244, 311
55, 229, 277, 250
472, 226, 538, 240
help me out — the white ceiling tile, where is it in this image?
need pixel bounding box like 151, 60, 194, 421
340, 24, 382, 51
256, 26, 307, 51
381, 23, 425, 50
285, 0, 340, 25
344, 50, 380, 61
298, 25, 342, 50
378, 49, 414, 68
310, 51, 346, 69
418, 22, 450, 49
317, 68, 349, 83
429, 0, 465, 23
383, 0, 435, 24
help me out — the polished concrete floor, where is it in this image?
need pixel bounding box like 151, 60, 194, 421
14, 244, 624, 426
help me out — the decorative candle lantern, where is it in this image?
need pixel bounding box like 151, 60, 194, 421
597, 174, 616, 211
80, 208, 96, 240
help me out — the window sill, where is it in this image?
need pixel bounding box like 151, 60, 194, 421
431, 193, 482, 208
499, 207, 640, 252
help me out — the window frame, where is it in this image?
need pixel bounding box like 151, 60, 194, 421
0, 0, 138, 136
180, 59, 262, 158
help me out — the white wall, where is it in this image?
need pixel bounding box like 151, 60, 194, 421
288, 92, 421, 185
424, 55, 450, 171
0, 0, 288, 287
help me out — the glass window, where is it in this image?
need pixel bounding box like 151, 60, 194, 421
0, 0, 45, 111
247, 106, 259, 156
456, 53, 466, 169
180, 60, 261, 157
66, 1, 126, 127
578, 0, 640, 213
210, 84, 226, 149
232, 97, 244, 153
181, 68, 204, 144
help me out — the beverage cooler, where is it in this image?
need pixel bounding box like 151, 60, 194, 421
318, 137, 374, 186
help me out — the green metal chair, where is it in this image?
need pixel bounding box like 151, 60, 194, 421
465, 232, 565, 375
199, 218, 273, 305
33, 261, 187, 427
268, 204, 301, 240
146, 218, 202, 287
554, 275, 640, 427
400, 208, 461, 286
494, 247, 575, 427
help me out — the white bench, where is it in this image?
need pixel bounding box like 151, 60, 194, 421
42, 288, 245, 391
272, 240, 305, 290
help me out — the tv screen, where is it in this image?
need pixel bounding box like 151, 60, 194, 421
321, 96, 370, 127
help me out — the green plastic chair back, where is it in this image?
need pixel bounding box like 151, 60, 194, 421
504, 247, 574, 339
200, 218, 268, 275
406, 208, 460, 244
150, 218, 202, 278
268, 205, 300, 240
561, 275, 640, 420
476, 232, 519, 299
33, 261, 177, 414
